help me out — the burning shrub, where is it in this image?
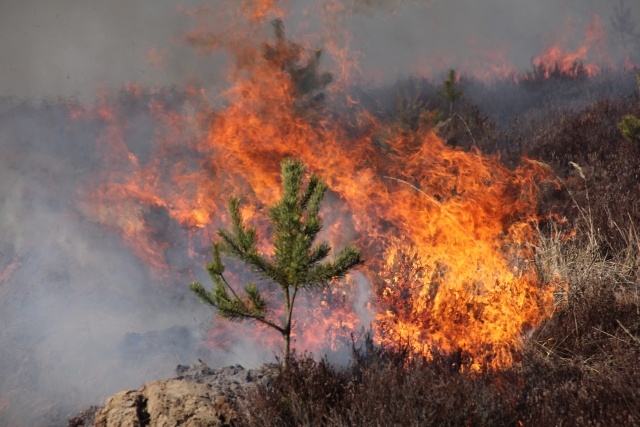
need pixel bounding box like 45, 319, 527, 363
237, 217, 640, 426
77, 10, 558, 370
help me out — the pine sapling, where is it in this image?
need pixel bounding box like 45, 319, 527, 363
438, 68, 463, 117
190, 158, 363, 367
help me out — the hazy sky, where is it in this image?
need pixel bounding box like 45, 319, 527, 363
0, 0, 638, 101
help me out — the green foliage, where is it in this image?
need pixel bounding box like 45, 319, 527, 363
263, 19, 333, 97
618, 113, 640, 140
438, 68, 463, 116
617, 73, 640, 141
190, 158, 362, 366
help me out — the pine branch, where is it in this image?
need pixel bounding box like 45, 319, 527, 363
190, 157, 363, 366
206, 242, 226, 277
189, 281, 217, 307
190, 279, 284, 332
308, 242, 331, 265
300, 174, 320, 210
304, 246, 363, 288
281, 158, 305, 202
245, 282, 268, 317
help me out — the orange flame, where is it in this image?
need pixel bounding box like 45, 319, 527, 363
532, 13, 608, 78
77, 1, 556, 369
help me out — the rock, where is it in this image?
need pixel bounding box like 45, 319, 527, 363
76, 364, 276, 427
93, 390, 141, 427
93, 379, 235, 427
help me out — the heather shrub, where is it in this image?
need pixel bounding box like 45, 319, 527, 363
239, 344, 519, 426
237, 216, 640, 426
238, 354, 351, 427
521, 216, 640, 425
527, 96, 640, 252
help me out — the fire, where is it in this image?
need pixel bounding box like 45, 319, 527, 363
532, 13, 607, 78
77, 1, 556, 369
411, 11, 628, 84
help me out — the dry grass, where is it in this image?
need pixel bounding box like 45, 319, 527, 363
238, 105, 640, 425
237, 212, 640, 426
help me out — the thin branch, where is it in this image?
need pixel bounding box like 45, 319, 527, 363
616, 320, 640, 345
219, 272, 245, 307
220, 306, 285, 334
216, 272, 284, 333
452, 112, 477, 147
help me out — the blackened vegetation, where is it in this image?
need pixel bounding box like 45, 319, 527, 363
527, 96, 640, 252
518, 281, 640, 425
134, 395, 151, 427
239, 345, 520, 426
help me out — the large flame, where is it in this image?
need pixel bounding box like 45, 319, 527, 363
76, 1, 556, 369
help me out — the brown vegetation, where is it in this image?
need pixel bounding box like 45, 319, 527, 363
237, 218, 640, 426
235, 69, 640, 427
65, 67, 640, 426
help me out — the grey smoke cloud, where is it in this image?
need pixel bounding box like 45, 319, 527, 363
0, 0, 215, 103
347, 0, 640, 81
1, 0, 638, 102
0, 100, 222, 426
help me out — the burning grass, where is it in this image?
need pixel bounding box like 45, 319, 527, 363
56, 69, 640, 425
236, 213, 640, 426
70, 69, 640, 424
231, 92, 640, 420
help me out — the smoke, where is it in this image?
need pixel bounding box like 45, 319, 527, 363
0, 0, 217, 104
2, 0, 638, 102
0, 96, 372, 426
0, 100, 217, 425
343, 0, 640, 82
1, 0, 639, 425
